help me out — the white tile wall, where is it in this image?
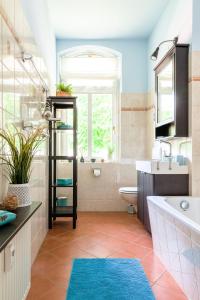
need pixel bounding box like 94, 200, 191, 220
149, 201, 200, 300
192, 51, 200, 197
58, 162, 135, 211
0, 0, 48, 263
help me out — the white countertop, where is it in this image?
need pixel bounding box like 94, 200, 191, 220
136, 160, 189, 174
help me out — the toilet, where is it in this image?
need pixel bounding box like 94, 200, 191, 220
119, 187, 138, 214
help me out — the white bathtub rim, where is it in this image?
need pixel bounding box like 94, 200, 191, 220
147, 196, 200, 235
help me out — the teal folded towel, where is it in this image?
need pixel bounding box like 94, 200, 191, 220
57, 124, 72, 129
56, 178, 73, 186
0, 210, 16, 226
56, 197, 68, 206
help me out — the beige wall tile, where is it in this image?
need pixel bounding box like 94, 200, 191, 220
121, 93, 147, 108
191, 52, 200, 195
59, 162, 137, 212
191, 51, 200, 78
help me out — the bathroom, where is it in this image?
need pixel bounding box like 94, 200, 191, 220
0, 0, 199, 299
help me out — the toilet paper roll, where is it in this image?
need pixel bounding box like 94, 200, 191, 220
93, 168, 101, 177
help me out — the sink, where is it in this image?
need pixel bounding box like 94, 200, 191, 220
136, 160, 188, 174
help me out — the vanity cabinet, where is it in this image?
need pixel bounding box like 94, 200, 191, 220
0, 202, 41, 300
0, 221, 31, 300
137, 171, 189, 233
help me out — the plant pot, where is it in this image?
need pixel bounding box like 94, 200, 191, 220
7, 183, 31, 207
56, 91, 71, 97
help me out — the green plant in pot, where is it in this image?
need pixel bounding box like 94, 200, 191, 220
0, 126, 47, 207
56, 82, 73, 96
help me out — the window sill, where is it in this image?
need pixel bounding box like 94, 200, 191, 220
79, 161, 118, 164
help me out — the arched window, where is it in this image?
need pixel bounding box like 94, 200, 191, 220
58, 46, 121, 160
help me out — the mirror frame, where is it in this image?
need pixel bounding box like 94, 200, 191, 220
155, 50, 175, 127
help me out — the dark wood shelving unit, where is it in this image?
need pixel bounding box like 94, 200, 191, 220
50, 184, 74, 188
51, 128, 74, 131
48, 96, 77, 229
52, 206, 73, 217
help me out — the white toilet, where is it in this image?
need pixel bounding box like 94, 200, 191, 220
119, 187, 138, 214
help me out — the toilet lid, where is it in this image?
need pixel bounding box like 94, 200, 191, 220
119, 187, 138, 194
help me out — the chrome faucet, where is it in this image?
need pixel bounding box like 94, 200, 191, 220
160, 140, 173, 170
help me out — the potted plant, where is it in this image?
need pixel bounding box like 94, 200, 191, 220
56, 82, 73, 96
0, 126, 46, 207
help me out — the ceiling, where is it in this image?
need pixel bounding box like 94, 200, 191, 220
46, 0, 169, 39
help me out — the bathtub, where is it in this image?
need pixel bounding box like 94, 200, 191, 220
147, 196, 200, 300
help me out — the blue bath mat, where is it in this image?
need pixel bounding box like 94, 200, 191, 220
66, 258, 155, 300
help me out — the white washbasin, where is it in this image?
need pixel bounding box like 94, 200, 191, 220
136, 160, 188, 174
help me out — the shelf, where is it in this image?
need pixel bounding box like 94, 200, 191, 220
52, 206, 73, 217
54, 103, 74, 109
49, 156, 75, 160
51, 184, 74, 188
48, 96, 77, 229
51, 128, 74, 131
49, 96, 76, 100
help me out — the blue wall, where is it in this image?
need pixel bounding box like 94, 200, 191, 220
147, 0, 192, 91
57, 39, 148, 93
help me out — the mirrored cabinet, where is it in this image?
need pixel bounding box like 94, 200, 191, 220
155, 44, 189, 139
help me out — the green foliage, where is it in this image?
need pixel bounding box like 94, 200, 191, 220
108, 145, 115, 156
60, 93, 113, 158
77, 95, 88, 154
76, 94, 113, 157
92, 94, 112, 156
56, 82, 73, 94
0, 126, 46, 184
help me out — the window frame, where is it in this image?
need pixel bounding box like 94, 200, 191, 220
58, 46, 121, 161
75, 87, 118, 161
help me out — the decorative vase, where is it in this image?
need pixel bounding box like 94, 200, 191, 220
56, 91, 71, 97
7, 183, 31, 207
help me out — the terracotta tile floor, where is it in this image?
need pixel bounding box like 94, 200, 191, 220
27, 213, 187, 300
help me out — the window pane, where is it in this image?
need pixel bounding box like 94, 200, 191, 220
92, 94, 112, 158
61, 57, 119, 78
76, 94, 88, 157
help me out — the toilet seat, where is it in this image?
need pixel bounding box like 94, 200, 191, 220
119, 187, 138, 194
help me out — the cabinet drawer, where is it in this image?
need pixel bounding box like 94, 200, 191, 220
154, 174, 189, 195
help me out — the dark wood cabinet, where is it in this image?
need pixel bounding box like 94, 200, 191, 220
137, 171, 144, 223
137, 171, 189, 233
155, 45, 189, 139
143, 173, 154, 232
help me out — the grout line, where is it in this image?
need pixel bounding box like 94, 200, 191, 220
121, 105, 154, 112
151, 270, 166, 287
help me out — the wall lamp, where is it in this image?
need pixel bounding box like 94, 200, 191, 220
150, 36, 178, 61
